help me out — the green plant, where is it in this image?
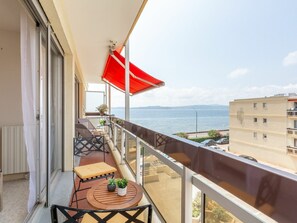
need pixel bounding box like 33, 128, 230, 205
116, 178, 128, 188
99, 119, 106, 126
115, 119, 124, 125
108, 178, 116, 186
175, 132, 189, 139
96, 104, 108, 115
192, 193, 201, 217
190, 137, 212, 142
208, 130, 221, 138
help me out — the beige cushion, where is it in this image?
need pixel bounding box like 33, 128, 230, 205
74, 162, 117, 179
81, 211, 145, 223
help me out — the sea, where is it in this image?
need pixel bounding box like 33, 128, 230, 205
111, 105, 229, 135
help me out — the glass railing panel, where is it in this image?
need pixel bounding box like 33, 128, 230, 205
112, 117, 297, 223
115, 127, 122, 152
205, 196, 242, 223
125, 133, 137, 174
142, 149, 181, 223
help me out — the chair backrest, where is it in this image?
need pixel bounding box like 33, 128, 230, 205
51, 204, 152, 223
75, 123, 93, 139
78, 118, 96, 131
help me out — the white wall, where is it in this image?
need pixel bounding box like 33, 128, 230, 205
0, 29, 22, 126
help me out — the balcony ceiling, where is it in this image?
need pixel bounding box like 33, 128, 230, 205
62, 0, 147, 84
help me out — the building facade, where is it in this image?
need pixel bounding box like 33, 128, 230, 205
229, 94, 297, 171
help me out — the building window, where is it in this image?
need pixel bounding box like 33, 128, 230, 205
263, 102, 267, 109
253, 103, 257, 109
253, 132, 257, 139
263, 118, 267, 123
263, 133, 267, 139
294, 120, 297, 129
254, 117, 257, 123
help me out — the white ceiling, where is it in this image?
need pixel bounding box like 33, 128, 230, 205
62, 0, 146, 84
0, 0, 21, 32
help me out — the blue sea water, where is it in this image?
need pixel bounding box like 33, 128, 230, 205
111, 106, 229, 135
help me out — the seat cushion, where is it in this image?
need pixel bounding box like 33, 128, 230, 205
74, 162, 117, 179
81, 211, 145, 223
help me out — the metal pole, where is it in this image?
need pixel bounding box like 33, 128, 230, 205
182, 167, 193, 223
121, 128, 125, 164
136, 138, 141, 184
125, 40, 130, 121
45, 24, 51, 208
113, 125, 117, 151
108, 84, 111, 115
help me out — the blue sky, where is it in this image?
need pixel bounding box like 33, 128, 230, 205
109, 0, 297, 107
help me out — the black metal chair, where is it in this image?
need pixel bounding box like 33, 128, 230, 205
74, 123, 107, 157
78, 118, 97, 131
51, 204, 152, 223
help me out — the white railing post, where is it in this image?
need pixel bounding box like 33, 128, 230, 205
182, 167, 193, 223
121, 128, 125, 164
201, 192, 206, 222
113, 124, 117, 151
136, 137, 141, 184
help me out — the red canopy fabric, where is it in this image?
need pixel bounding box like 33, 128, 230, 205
102, 51, 164, 95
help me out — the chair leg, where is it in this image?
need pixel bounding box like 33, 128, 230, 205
71, 171, 79, 208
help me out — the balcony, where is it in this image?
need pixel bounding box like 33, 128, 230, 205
287, 146, 297, 156
67, 116, 295, 223
287, 128, 297, 135
287, 108, 297, 116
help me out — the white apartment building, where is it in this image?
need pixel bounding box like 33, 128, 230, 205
229, 94, 297, 171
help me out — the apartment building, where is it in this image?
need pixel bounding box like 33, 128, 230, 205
229, 94, 297, 171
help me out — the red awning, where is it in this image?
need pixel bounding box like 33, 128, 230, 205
102, 51, 164, 95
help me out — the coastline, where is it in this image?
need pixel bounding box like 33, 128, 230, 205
183, 129, 229, 139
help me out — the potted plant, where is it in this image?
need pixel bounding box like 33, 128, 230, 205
107, 178, 116, 192
96, 104, 108, 116
99, 118, 106, 126
116, 178, 128, 196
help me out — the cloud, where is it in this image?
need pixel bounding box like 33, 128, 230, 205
228, 68, 249, 79
283, 51, 297, 66
110, 84, 297, 107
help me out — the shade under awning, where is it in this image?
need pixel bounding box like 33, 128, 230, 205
102, 51, 164, 95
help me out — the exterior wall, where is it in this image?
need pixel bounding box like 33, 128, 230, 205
230, 96, 297, 171
0, 30, 23, 126
64, 54, 75, 171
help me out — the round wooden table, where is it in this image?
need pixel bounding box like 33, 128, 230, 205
86, 180, 143, 209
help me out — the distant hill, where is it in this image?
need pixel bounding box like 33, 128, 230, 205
114, 105, 228, 109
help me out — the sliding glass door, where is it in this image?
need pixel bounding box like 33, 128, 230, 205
49, 43, 63, 175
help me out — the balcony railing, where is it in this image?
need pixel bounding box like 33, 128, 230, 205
287, 109, 297, 116
287, 127, 297, 135
110, 117, 297, 223
287, 146, 297, 155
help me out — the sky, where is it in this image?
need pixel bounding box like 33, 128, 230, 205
107, 0, 297, 107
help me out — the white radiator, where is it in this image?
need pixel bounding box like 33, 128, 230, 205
2, 125, 29, 175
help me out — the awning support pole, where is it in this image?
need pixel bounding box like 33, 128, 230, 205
108, 84, 111, 115
125, 39, 130, 121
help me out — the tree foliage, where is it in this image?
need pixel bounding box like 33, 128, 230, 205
208, 130, 222, 138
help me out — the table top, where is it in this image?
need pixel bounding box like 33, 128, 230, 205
86, 180, 143, 210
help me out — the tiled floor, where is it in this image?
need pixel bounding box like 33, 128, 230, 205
0, 179, 29, 223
